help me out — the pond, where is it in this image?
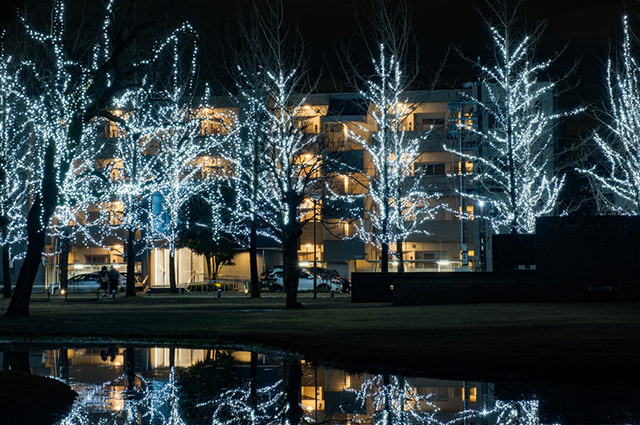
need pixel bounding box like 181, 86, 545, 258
1, 344, 639, 424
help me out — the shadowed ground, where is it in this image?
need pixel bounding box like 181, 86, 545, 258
1, 293, 639, 387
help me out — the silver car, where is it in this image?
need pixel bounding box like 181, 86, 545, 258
262, 268, 342, 292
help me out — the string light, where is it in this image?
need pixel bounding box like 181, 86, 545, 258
578, 16, 640, 214
450, 23, 583, 234
339, 44, 441, 263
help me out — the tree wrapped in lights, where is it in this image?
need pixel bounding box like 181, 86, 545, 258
231, 1, 324, 308
92, 90, 162, 296
342, 0, 440, 273
0, 51, 33, 298
452, 2, 580, 235
578, 16, 640, 214
5, 0, 101, 315
94, 21, 203, 295
3, 0, 204, 310
147, 98, 221, 293
228, 13, 273, 297
345, 374, 439, 424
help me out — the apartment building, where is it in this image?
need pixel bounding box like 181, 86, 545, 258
296, 88, 480, 279
23, 83, 527, 290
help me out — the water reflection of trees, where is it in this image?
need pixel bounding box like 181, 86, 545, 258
181, 354, 309, 424
47, 347, 539, 425
334, 374, 539, 425
343, 374, 440, 424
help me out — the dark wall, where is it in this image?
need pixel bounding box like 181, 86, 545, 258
352, 217, 640, 306
351, 273, 393, 303
491, 234, 536, 274
536, 216, 640, 283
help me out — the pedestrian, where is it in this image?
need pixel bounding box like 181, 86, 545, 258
108, 266, 120, 298
99, 266, 109, 297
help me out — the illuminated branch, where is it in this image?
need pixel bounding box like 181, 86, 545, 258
578, 16, 640, 215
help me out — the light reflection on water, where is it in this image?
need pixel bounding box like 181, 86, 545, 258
0, 346, 636, 424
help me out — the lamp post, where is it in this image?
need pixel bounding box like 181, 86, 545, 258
313, 196, 318, 298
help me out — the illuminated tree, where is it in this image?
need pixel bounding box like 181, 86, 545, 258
6, 0, 195, 314
346, 374, 439, 424
0, 51, 32, 298
342, 0, 440, 273
5, 0, 99, 314
147, 99, 219, 293
232, 1, 323, 308
452, 1, 581, 234
578, 16, 640, 215
227, 86, 266, 297
92, 90, 162, 296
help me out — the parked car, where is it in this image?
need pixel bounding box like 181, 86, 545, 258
120, 272, 146, 292
262, 267, 343, 293
53, 271, 126, 294
53, 273, 101, 294
314, 267, 351, 293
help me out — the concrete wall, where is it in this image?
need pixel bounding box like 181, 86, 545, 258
491, 234, 536, 274
351, 272, 393, 303
392, 276, 640, 305
536, 216, 640, 282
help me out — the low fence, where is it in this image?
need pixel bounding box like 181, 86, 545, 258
185, 278, 248, 293
352, 272, 640, 305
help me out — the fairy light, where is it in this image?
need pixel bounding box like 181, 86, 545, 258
337, 44, 440, 266
578, 16, 640, 215
448, 22, 583, 234
0, 49, 33, 263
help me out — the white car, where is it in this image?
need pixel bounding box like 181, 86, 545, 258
53, 273, 101, 294
263, 268, 342, 293
52, 272, 125, 294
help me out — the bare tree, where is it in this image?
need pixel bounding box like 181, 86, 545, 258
338, 0, 440, 273
230, 1, 325, 308
5, 0, 190, 315
450, 0, 582, 234
577, 16, 640, 215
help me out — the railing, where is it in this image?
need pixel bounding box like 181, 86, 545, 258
186, 278, 249, 293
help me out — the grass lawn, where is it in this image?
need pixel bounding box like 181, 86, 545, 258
1, 293, 639, 387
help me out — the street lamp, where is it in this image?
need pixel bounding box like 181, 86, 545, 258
310, 194, 320, 298
313, 196, 318, 298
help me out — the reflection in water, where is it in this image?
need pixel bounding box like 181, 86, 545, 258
0, 346, 636, 424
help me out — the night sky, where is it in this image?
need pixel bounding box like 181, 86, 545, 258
178, 0, 635, 115
1, 0, 636, 128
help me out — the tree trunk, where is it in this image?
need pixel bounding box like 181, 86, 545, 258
205, 253, 213, 280
250, 351, 258, 410
125, 347, 136, 394
125, 228, 136, 296
250, 218, 260, 298
5, 200, 47, 316
381, 242, 389, 273
169, 247, 177, 293
2, 242, 11, 299
383, 374, 392, 425
283, 227, 302, 309
6, 141, 58, 316
283, 359, 303, 424
58, 227, 70, 292
396, 239, 404, 273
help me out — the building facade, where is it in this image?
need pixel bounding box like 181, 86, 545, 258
3, 81, 564, 291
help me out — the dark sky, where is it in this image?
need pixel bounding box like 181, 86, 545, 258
3, 0, 635, 109
186, 0, 633, 108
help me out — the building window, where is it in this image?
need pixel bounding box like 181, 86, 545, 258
102, 121, 119, 138
413, 162, 446, 176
